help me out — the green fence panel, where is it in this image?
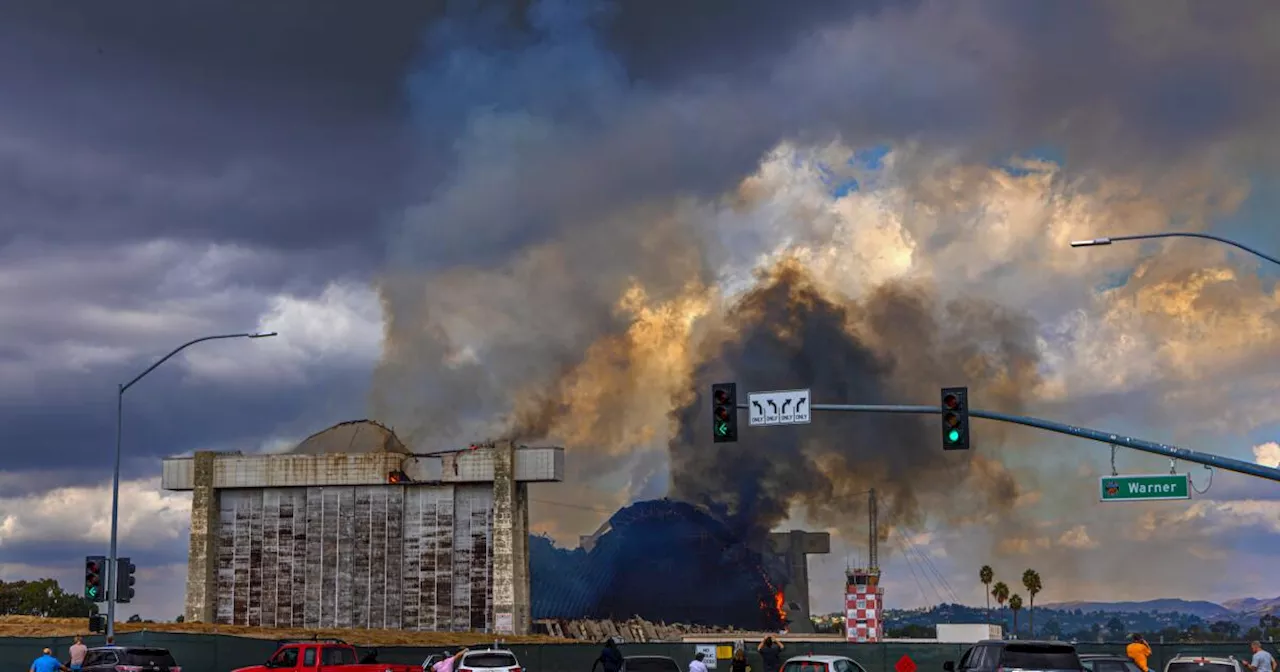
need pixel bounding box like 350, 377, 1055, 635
0, 634, 1273, 672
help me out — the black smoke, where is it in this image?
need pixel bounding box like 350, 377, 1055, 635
669, 261, 1040, 544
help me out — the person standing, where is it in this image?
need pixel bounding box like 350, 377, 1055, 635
690, 652, 709, 672
1126, 634, 1152, 672
431, 648, 467, 672
730, 649, 751, 672
757, 637, 784, 672
594, 638, 623, 672
1244, 642, 1276, 672
31, 648, 69, 672
68, 637, 87, 672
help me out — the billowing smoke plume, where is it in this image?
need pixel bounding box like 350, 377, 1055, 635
669, 260, 1037, 543
370, 0, 1280, 606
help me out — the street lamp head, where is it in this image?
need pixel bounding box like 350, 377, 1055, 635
1070, 237, 1112, 248
248, 331, 278, 338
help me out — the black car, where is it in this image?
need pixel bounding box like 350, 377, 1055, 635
621, 656, 682, 672
1079, 654, 1143, 672
945, 640, 1082, 672
82, 647, 180, 672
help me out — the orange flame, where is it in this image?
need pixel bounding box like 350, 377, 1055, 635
773, 590, 786, 621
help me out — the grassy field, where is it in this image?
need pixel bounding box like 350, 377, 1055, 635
0, 616, 573, 646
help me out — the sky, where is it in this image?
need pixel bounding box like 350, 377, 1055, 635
1, 0, 1280, 622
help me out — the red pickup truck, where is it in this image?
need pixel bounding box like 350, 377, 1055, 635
233, 640, 419, 672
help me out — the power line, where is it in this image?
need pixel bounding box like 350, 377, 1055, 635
900, 530, 959, 604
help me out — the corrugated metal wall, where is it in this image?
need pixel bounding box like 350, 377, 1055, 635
215, 484, 493, 631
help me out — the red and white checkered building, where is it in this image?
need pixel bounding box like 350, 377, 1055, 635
845, 569, 884, 643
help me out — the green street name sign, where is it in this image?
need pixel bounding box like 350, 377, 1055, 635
1099, 474, 1190, 502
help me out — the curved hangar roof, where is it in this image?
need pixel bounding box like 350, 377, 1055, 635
290, 419, 409, 455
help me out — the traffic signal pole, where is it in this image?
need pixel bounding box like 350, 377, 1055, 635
735, 401, 1280, 484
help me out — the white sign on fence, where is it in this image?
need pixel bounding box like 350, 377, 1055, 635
748, 388, 812, 426
695, 645, 718, 669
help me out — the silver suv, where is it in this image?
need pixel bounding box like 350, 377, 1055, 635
1164, 655, 1244, 672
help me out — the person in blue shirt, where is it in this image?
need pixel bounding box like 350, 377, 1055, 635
31, 648, 69, 672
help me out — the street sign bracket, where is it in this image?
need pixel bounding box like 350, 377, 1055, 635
1189, 464, 1214, 494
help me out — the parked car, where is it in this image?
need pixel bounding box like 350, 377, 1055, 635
423, 647, 524, 672
781, 655, 870, 672
1164, 655, 1244, 672
944, 640, 1082, 672
234, 639, 418, 672
81, 646, 180, 672
1080, 653, 1143, 672
621, 656, 681, 672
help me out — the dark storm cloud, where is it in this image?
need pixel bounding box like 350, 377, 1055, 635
0, 0, 438, 256
0, 359, 374, 485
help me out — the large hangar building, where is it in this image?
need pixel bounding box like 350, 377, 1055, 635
161, 420, 564, 634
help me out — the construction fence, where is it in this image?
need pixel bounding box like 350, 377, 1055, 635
0, 632, 1262, 672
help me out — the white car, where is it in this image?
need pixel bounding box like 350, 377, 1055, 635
782, 655, 870, 672
1164, 655, 1244, 672
422, 649, 523, 672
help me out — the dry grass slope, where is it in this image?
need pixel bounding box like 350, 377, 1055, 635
0, 616, 572, 646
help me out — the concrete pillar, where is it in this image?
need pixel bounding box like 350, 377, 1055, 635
490, 440, 530, 634
184, 451, 220, 623
768, 530, 831, 634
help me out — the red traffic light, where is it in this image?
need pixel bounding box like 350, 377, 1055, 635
713, 389, 732, 405
942, 393, 960, 410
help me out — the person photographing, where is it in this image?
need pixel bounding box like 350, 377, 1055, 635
1126, 634, 1152, 672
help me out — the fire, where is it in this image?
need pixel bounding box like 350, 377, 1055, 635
773, 590, 786, 620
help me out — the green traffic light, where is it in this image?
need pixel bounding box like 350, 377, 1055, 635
715, 422, 729, 436
947, 429, 960, 442
86, 587, 97, 599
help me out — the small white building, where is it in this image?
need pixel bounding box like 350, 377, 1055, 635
936, 623, 1003, 643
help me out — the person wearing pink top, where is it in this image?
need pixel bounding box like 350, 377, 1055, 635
431, 649, 468, 672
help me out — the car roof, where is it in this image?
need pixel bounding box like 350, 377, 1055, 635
974, 640, 1073, 647
1079, 655, 1128, 659
464, 650, 519, 657
1169, 656, 1238, 663
786, 656, 855, 663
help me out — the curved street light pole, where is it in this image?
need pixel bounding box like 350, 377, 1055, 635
1070, 232, 1280, 268
107, 331, 277, 636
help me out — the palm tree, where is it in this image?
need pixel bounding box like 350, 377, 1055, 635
1022, 569, 1042, 636
1009, 594, 1024, 635
980, 566, 994, 622
992, 581, 1010, 630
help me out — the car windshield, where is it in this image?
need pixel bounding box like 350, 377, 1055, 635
626, 659, 681, 672
122, 650, 177, 666
463, 653, 518, 669
1167, 663, 1236, 672
999, 644, 1079, 670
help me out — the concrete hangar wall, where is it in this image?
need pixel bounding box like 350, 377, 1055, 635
162, 440, 564, 634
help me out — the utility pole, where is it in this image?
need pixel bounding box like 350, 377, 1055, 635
867, 488, 878, 572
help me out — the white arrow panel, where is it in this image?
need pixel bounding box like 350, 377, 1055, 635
748, 389, 812, 426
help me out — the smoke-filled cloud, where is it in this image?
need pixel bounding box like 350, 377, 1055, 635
3, 0, 1280, 619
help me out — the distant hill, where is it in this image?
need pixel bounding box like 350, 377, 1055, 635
1041, 599, 1233, 619
1222, 597, 1280, 616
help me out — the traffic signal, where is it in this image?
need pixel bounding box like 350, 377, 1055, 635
88, 613, 106, 633
711, 382, 738, 443
84, 555, 106, 602
941, 386, 969, 450
115, 557, 136, 603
